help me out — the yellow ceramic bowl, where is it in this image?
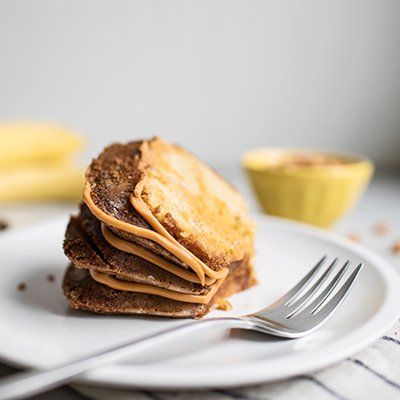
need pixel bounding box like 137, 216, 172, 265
242, 148, 374, 228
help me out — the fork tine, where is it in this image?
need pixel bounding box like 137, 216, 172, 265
295, 260, 350, 317
301, 263, 363, 326
285, 258, 339, 318
263, 255, 327, 311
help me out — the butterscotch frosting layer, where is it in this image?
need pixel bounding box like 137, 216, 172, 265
101, 224, 222, 285
90, 269, 227, 304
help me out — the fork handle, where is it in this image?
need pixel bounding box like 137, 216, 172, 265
0, 318, 251, 400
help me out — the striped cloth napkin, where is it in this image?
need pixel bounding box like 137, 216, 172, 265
73, 320, 400, 400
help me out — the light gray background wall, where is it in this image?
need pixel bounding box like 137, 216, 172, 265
0, 0, 399, 167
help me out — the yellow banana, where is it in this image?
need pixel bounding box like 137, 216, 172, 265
0, 122, 83, 168
0, 163, 85, 203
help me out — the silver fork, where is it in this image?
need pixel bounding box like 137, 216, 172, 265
0, 256, 363, 400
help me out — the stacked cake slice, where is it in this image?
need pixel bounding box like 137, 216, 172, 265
63, 138, 256, 318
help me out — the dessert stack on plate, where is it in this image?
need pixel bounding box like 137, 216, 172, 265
63, 138, 256, 318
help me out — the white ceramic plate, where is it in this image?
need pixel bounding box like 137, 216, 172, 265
0, 214, 399, 390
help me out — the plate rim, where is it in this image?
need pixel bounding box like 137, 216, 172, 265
1, 214, 400, 389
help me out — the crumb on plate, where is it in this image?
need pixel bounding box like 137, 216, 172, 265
46, 274, 56, 283
215, 298, 232, 311
391, 241, 400, 254
0, 219, 9, 231
347, 233, 361, 243
17, 282, 27, 291
374, 222, 389, 236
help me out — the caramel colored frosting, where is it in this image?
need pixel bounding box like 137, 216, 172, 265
101, 223, 223, 285
90, 270, 226, 304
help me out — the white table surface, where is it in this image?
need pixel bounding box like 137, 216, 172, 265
0, 168, 399, 400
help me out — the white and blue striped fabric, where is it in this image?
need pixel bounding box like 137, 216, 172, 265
73, 320, 400, 400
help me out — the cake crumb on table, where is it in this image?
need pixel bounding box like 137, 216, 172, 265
347, 233, 361, 243
0, 219, 9, 231
374, 222, 389, 236
215, 298, 232, 311
17, 282, 27, 291
46, 274, 56, 283
391, 241, 400, 254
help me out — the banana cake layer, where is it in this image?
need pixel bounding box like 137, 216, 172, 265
62, 137, 256, 318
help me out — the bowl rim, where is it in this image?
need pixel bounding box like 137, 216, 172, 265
241, 146, 374, 177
